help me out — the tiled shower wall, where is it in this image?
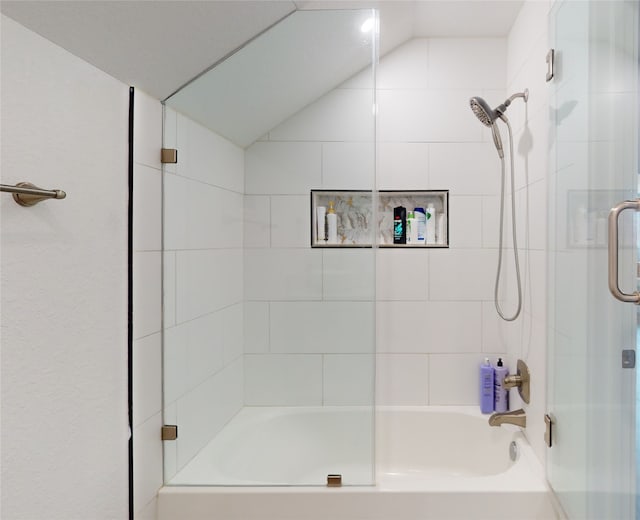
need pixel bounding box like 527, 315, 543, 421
161, 109, 245, 480
244, 37, 512, 408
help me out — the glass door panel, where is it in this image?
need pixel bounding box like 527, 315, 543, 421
548, 1, 638, 517
161, 9, 378, 487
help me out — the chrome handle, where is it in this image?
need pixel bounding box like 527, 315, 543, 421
0, 182, 66, 207
608, 199, 640, 304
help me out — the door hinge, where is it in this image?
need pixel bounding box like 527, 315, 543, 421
161, 148, 178, 164
546, 49, 555, 82
544, 414, 553, 447
161, 425, 178, 441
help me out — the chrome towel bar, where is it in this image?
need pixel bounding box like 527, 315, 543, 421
1, 182, 66, 207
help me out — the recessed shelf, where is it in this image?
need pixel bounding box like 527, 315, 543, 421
311, 190, 449, 248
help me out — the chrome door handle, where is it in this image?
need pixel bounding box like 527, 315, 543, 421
608, 199, 640, 304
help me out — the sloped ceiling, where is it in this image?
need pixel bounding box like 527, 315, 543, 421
1, 0, 523, 147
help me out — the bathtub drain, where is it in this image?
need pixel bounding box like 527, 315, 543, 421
509, 441, 519, 461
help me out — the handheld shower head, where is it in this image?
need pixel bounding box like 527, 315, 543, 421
469, 90, 528, 159
469, 96, 496, 127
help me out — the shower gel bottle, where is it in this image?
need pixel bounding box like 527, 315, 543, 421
494, 358, 509, 413
480, 358, 494, 414
327, 201, 338, 244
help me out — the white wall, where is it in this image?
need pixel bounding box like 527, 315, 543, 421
0, 14, 129, 520
244, 37, 511, 408
162, 109, 245, 481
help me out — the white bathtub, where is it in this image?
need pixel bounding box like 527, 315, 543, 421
158, 406, 562, 520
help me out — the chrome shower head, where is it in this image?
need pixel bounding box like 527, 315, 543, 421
469, 96, 496, 127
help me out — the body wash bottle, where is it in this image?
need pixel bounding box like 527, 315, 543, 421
494, 358, 509, 413
414, 207, 426, 244
480, 357, 494, 414
327, 201, 338, 244
425, 204, 436, 244
393, 206, 406, 244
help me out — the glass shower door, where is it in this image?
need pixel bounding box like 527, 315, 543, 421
161, 9, 378, 487
548, 1, 638, 518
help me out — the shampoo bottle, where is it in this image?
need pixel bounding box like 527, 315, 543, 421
414, 207, 426, 244
316, 206, 326, 243
393, 206, 406, 244
425, 204, 436, 244
480, 357, 494, 414
494, 358, 509, 413
327, 201, 338, 244
407, 211, 418, 244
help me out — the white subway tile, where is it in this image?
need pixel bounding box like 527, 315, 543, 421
176, 114, 244, 193
244, 302, 270, 354
176, 360, 243, 469
133, 333, 162, 427
269, 88, 375, 142
507, 0, 551, 84
185, 313, 224, 388
429, 353, 502, 406
163, 251, 176, 328
428, 38, 506, 90
270, 302, 374, 354
429, 143, 501, 196
244, 354, 322, 406
244, 195, 270, 248
176, 249, 243, 322
323, 354, 375, 406
377, 301, 482, 353
133, 251, 162, 339
376, 249, 428, 300
163, 173, 189, 251
377, 38, 429, 89
133, 413, 163, 512
133, 164, 162, 252
481, 196, 501, 249
447, 196, 482, 249
378, 89, 482, 143
322, 142, 375, 190
222, 303, 244, 365
163, 325, 188, 404
271, 195, 310, 248
134, 90, 162, 170
323, 249, 375, 301
377, 143, 429, 190
245, 141, 321, 195
428, 249, 494, 300
244, 249, 322, 301
376, 354, 429, 405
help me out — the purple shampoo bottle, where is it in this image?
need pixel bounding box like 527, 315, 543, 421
494, 358, 509, 413
480, 357, 494, 414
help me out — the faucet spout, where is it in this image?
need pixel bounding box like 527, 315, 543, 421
488, 408, 526, 428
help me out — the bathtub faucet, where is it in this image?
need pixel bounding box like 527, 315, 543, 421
488, 408, 526, 428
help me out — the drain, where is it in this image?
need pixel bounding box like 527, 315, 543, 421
509, 440, 519, 461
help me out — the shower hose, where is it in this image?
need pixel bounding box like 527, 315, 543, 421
495, 118, 522, 322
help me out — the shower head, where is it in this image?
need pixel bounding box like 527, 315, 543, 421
469, 89, 529, 159
470, 89, 529, 125
470, 96, 497, 127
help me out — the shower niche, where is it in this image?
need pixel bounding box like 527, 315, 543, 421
311, 189, 449, 248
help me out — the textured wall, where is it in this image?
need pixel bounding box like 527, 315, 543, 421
1, 14, 129, 520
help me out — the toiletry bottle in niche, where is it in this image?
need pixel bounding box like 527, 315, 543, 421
480, 357, 494, 414
494, 358, 509, 413
316, 206, 326, 243
327, 201, 338, 244
407, 211, 418, 244
414, 207, 426, 244
393, 206, 406, 244
425, 204, 436, 244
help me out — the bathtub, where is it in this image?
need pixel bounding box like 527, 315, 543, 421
158, 406, 562, 520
